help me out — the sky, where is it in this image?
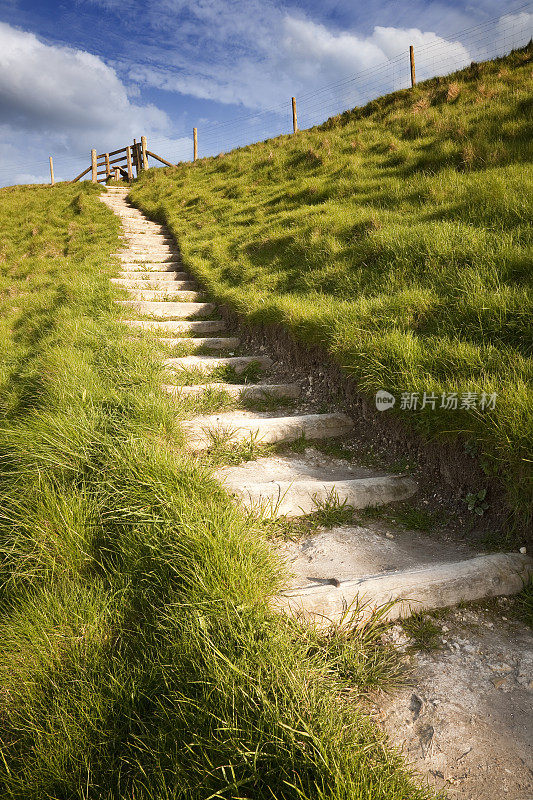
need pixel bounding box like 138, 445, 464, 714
0, 0, 531, 186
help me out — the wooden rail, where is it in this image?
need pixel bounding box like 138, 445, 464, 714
68, 135, 178, 183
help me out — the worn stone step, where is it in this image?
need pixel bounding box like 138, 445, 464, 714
113, 278, 197, 290
158, 336, 239, 351
122, 230, 171, 236
121, 241, 174, 249
116, 254, 178, 263
163, 355, 271, 373
164, 383, 300, 400
121, 226, 167, 233
118, 248, 177, 255
119, 263, 182, 271
118, 271, 188, 281
117, 300, 215, 318
182, 411, 354, 451
122, 289, 202, 302
275, 553, 533, 626
123, 319, 226, 334
221, 475, 417, 517
121, 239, 174, 247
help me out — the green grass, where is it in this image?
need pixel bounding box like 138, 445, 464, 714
400, 612, 444, 652
357, 503, 448, 533
513, 577, 533, 628
0, 184, 432, 797
129, 45, 533, 533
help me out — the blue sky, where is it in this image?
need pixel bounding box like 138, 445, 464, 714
0, 0, 531, 185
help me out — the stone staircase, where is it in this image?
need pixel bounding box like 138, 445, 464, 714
100, 186, 532, 625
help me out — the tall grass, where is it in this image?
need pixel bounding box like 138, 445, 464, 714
0, 183, 431, 796
129, 45, 533, 530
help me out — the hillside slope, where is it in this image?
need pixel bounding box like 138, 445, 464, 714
130, 44, 533, 531
0, 187, 433, 796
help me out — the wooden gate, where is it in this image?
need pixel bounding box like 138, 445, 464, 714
70, 135, 176, 183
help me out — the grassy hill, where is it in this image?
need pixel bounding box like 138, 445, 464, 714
130, 44, 533, 532
0, 187, 432, 796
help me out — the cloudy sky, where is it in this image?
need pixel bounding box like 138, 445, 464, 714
0, 0, 531, 186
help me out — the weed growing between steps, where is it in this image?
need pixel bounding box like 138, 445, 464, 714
129, 45, 533, 533
0, 185, 432, 797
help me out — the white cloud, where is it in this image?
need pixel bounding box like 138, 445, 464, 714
129, 13, 472, 116
494, 13, 533, 55
0, 21, 172, 185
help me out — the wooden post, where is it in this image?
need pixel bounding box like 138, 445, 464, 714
126, 146, 133, 181
141, 136, 148, 169
193, 127, 198, 162
49, 156, 55, 186
114, 168, 120, 181
410, 45, 416, 87
292, 97, 298, 133
91, 149, 97, 183
132, 138, 139, 176
105, 152, 110, 179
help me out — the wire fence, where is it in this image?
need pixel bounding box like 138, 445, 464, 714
1, 3, 532, 187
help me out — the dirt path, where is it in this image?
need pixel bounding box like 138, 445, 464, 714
376, 603, 533, 799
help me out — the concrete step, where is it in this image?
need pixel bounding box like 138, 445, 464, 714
182, 411, 354, 451
116, 254, 178, 263
120, 238, 173, 242
117, 248, 177, 255
275, 553, 533, 626
118, 271, 188, 281
122, 289, 201, 302
121, 227, 167, 233
121, 238, 174, 246
222, 475, 417, 517
119, 263, 182, 271
158, 336, 240, 351
123, 319, 226, 334
122, 230, 172, 236
117, 300, 215, 318
164, 383, 301, 400
163, 355, 271, 373
112, 278, 197, 290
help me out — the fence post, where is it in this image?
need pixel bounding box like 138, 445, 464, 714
292, 97, 298, 133
114, 168, 120, 181
105, 152, 110, 179
49, 156, 55, 186
131, 139, 139, 178
410, 45, 416, 87
91, 149, 97, 183
193, 128, 198, 162
141, 136, 148, 169
126, 146, 133, 181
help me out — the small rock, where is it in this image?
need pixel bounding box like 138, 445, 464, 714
409, 693, 423, 720
385, 532, 395, 539
519, 546, 527, 554
491, 677, 508, 689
